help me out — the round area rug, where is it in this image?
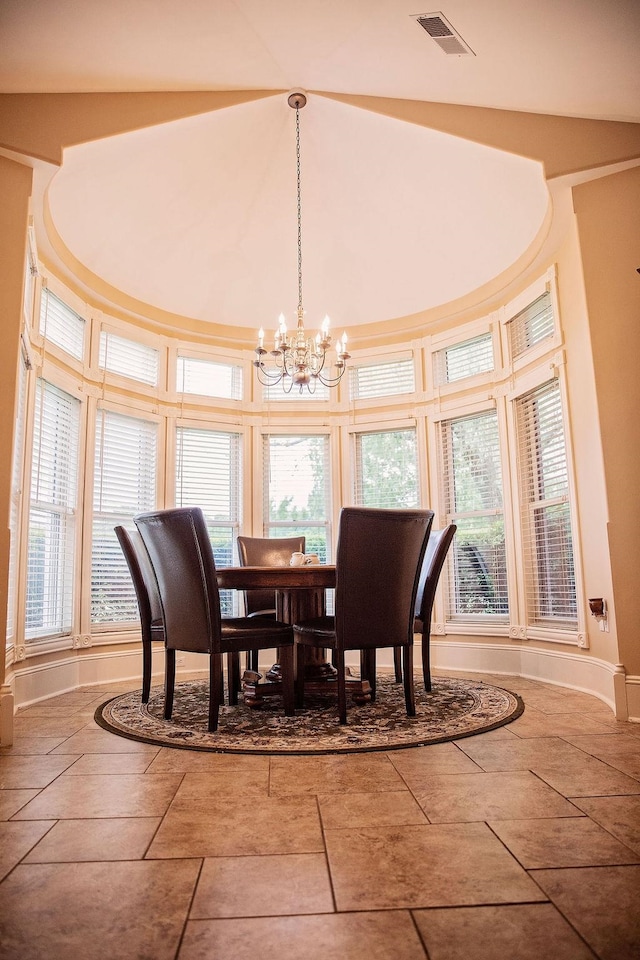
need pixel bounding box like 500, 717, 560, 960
95, 675, 523, 754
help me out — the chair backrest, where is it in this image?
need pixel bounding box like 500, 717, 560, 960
334, 506, 434, 651
115, 525, 163, 631
237, 535, 305, 616
414, 524, 457, 627
134, 507, 221, 654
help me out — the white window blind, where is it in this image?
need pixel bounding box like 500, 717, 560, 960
263, 434, 331, 561
349, 358, 415, 400
176, 427, 242, 614
39, 289, 85, 361
434, 333, 494, 385
6, 348, 29, 647
515, 379, 577, 629
26, 380, 80, 640
91, 410, 158, 624
177, 355, 243, 400
440, 410, 508, 621
99, 330, 159, 386
354, 429, 419, 508
507, 291, 554, 360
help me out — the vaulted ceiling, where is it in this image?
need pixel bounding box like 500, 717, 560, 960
2, 0, 639, 337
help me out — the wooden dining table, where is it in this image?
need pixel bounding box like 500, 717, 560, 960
216, 563, 371, 707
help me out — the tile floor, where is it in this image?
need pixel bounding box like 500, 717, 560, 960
1, 671, 640, 960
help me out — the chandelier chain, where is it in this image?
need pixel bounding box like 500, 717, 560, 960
253, 91, 350, 393
296, 105, 303, 315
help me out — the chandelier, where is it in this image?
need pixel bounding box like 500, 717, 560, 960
254, 91, 350, 393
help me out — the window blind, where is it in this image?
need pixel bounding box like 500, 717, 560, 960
439, 410, 508, 621
263, 434, 331, 561
515, 379, 577, 628
39, 289, 85, 361
434, 333, 494, 386
507, 291, 554, 360
349, 358, 415, 400
91, 410, 158, 624
99, 330, 159, 386
26, 380, 80, 640
177, 355, 243, 400
176, 426, 242, 614
354, 429, 419, 508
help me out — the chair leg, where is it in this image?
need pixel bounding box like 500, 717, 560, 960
142, 638, 152, 703
336, 649, 348, 725
228, 652, 240, 706
402, 645, 416, 717
209, 653, 223, 732
393, 646, 402, 684
279, 645, 295, 717
294, 643, 305, 709
421, 630, 432, 693
360, 649, 376, 701
247, 649, 259, 673
164, 648, 176, 720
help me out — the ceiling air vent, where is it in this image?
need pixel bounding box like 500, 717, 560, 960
414, 12, 475, 56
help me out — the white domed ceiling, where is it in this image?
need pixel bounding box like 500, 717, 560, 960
46, 92, 549, 330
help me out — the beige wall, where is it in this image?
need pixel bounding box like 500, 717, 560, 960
0, 156, 32, 708
573, 166, 640, 681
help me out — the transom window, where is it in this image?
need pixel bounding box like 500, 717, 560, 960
434, 333, 494, 385
99, 330, 159, 386
39, 289, 85, 361
177, 355, 242, 400
349, 358, 415, 400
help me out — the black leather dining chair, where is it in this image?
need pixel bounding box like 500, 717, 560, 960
392, 524, 457, 692
134, 507, 296, 732
293, 506, 434, 724
115, 525, 164, 704
237, 535, 305, 672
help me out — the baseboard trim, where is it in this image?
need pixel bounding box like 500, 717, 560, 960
5, 639, 632, 722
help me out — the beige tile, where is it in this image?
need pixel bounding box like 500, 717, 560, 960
413, 903, 597, 960
318, 791, 428, 829
190, 853, 333, 918
12, 716, 89, 738
508, 708, 622, 739
50, 729, 160, 755
148, 750, 269, 797
388, 743, 481, 778
0, 736, 68, 755
24, 817, 162, 862
533, 865, 640, 960
0, 754, 80, 789
489, 816, 640, 867
269, 753, 405, 795
0, 859, 200, 960
532, 754, 640, 797
0, 821, 55, 881
564, 733, 640, 758
413, 771, 581, 822
457, 736, 594, 771
11, 773, 182, 819
63, 753, 156, 775
325, 822, 545, 910
0, 789, 39, 820
147, 795, 324, 858
179, 911, 428, 960
597, 753, 640, 781
572, 795, 640, 854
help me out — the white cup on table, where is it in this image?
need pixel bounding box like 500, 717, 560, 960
290, 551, 305, 566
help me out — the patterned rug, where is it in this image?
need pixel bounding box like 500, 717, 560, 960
95, 675, 523, 754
